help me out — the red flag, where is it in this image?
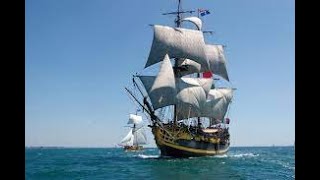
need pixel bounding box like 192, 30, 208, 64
203, 71, 212, 78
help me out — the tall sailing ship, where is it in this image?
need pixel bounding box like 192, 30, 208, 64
119, 114, 147, 151
125, 0, 234, 157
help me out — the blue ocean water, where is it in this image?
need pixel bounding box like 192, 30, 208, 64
26, 147, 294, 179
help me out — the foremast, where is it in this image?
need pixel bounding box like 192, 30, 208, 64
173, 0, 182, 126
163, 0, 193, 126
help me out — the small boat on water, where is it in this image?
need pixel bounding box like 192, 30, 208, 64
119, 114, 147, 152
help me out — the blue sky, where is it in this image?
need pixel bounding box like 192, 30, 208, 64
25, 0, 295, 147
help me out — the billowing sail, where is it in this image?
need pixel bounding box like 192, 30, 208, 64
202, 89, 233, 120
176, 77, 213, 112
206, 45, 229, 81
139, 54, 176, 110
133, 127, 147, 145
139, 56, 213, 111
180, 77, 213, 96
181, 17, 202, 30
120, 129, 134, 146
176, 86, 207, 117
145, 25, 209, 70
177, 58, 202, 77
177, 45, 229, 80
176, 88, 233, 120
127, 114, 143, 125
139, 76, 213, 111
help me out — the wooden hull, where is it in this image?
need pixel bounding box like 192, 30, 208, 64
123, 145, 143, 151
151, 124, 230, 157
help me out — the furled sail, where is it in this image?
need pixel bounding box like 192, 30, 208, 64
120, 129, 134, 146
177, 45, 229, 80
127, 114, 143, 125
145, 25, 209, 70
133, 127, 147, 145
181, 17, 202, 30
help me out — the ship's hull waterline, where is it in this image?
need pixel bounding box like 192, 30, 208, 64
123, 145, 144, 152
151, 125, 230, 157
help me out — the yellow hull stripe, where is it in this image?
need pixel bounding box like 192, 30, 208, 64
159, 139, 229, 155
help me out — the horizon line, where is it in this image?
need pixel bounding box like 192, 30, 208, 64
25, 145, 294, 148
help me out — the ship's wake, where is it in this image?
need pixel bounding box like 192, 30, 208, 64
230, 153, 259, 158
209, 153, 259, 159
136, 154, 160, 159
135, 153, 260, 159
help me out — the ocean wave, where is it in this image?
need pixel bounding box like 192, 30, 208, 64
214, 154, 228, 158
230, 153, 259, 158
137, 154, 160, 159
272, 160, 295, 171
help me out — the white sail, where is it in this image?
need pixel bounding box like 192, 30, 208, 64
176, 78, 213, 114
181, 17, 202, 30
176, 85, 207, 116
176, 88, 233, 120
180, 77, 213, 96
120, 129, 134, 146
177, 58, 202, 77
145, 25, 209, 70
133, 127, 147, 145
176, 103, 202, 120
175, 81, 207, 120
206, 44, 229, 81
177, 45, 229, 80
139, 58, 213, 111
139, 54, 176, 110
127, 114, 143, 125
202, 89, 233, 120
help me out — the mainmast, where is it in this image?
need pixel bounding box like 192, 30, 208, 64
173, 0, 181, 125
163, 0, 190, 125
176, 0, 182, 27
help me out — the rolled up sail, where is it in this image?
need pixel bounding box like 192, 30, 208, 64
145, 25, 209, 70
